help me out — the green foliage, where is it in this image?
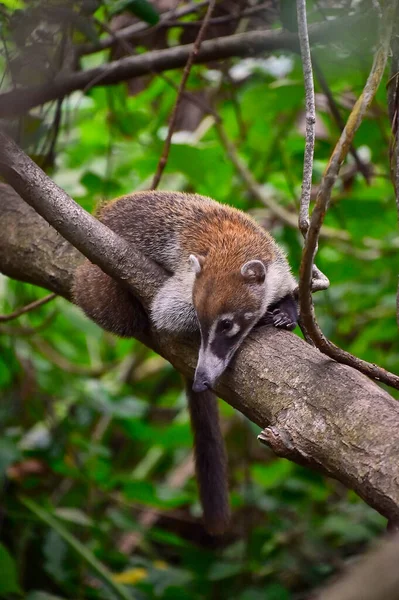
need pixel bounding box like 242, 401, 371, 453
107, 0, 160, 24
0, 1, 396, 598
0, 542, 22, 596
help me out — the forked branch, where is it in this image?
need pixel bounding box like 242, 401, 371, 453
298, 0, 399, 390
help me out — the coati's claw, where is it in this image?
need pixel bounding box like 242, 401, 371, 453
272, 312, 296, 330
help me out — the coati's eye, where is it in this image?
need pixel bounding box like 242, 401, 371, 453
219, 318, 233, 333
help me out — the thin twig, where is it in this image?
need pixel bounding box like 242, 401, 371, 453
387, 2, 399, 328
160, 3, 272, 30
30, 337, 119, 377
214, 117, 349, 241
0, 311, 57, 335
299, 0, 399, 390
297, 0, 315, 238
0, 13, 378, 119
151, 0, 217, 189
41, 98, 64, 170
0, 293, 57, 322
296, 0, 329, 298
77, 0, 210, 56
313, 58, 371, 184
94, 15, 220, 122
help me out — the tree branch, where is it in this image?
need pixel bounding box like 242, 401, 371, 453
0, 292, 56, 322
297, 0, 315, 239
0, 13, 377, 119
214, 117, 349, 241
317, 532, 399, 600
0, 169, 399, 523
151, 0, 217, 189
296, 0, 330, 305
298, 0, 399, 390
77, 0, 210, 56
0, 131, 166, 311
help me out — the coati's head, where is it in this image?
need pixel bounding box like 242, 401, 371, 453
190, 254, 268, 393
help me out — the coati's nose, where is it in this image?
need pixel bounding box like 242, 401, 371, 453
192, 378, 210, 393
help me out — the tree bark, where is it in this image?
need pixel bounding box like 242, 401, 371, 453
0, 181, 399, 524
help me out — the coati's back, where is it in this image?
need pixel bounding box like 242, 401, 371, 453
74, 190, 296, 337
98, 190, 279, 271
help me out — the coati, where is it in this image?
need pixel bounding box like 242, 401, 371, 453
73, 191, 298, 535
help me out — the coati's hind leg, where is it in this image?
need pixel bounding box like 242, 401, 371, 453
258, 294, 298, 331
73, 261, 148, 337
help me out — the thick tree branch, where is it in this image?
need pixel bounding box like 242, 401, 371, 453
0, 13, 376, 119
0, 132, 166, 310
0, 177, 399, 524
318, 532, 399, 600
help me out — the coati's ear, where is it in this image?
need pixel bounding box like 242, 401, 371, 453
189, 254, 206, 275
241, 260, 266, 284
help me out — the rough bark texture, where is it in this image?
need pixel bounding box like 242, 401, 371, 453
0, 134, 166, 309
0, 183, 399, 524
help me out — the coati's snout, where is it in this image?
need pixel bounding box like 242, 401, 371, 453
192, 311, 258, 392
193, 343, 230, 392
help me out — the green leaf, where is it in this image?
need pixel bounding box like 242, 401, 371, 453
208, 561, 244, 581
19, 497, 134, 600
0, 438, 20, 480
251, 459, 294, 489
54, 507, 94, 527
26, 593, 68, 600
44, 530, 69, 585
0, 542, 22, 597
109, 0, 160, 25
0, 0, 25, 8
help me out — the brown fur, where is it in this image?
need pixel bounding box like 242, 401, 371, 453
73, 191, 296, 535
186, 383, 230, 535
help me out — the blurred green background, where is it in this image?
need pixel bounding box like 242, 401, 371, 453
0, 0, 398, 598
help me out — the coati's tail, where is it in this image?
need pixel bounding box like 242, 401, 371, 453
186, 382, 230, 535
73, 261, 147, 337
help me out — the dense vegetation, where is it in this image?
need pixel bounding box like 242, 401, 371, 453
0, 0, 398, 598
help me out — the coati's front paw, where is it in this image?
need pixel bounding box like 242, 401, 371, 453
259, 294, 298, 331
270, 308, 297, 331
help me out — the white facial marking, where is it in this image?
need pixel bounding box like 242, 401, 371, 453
189, 254, 202, 274
226, 322, 240, 337
262, 261, 297, 312
207, 313, 235, 345
244, 312, 254, 321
